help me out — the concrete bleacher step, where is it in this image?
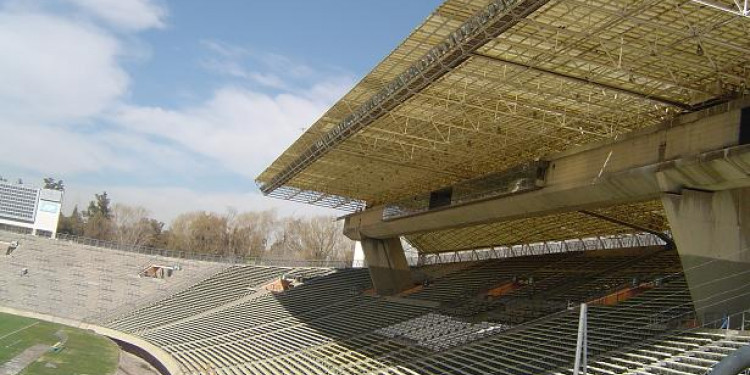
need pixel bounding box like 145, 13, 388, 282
678, 356, 716, 368
5, 236, 714, 375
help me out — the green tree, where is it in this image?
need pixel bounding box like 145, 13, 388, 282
43, 177, 65, 191
85, 192, 112, 219
146, 219, 168, 248
83, 192, 113, 240
84, 214, 113, 240
57, 206, 84, 235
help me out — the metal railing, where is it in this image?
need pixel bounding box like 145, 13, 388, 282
55, 233, 245, 264
3, 229, 668, 270
55, 233, 357, 268
244, 257, 351, 269
5, 231, 347, 268
400, 232, 668, 268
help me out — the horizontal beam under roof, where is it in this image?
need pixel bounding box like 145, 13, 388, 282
343, 98, 750, 243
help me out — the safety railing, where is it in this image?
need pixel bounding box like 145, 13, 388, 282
401, 232, 668, 267
4, 229, 668, 270
22, 231, 347, 268
55, 233, 245, 264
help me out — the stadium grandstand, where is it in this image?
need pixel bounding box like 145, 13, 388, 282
3, 0, 750, 374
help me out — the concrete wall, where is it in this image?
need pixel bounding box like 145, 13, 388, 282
361, 237, 413, 295
662, 188, 750, 327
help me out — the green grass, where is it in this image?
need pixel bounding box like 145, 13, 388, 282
0, 312, 120, 375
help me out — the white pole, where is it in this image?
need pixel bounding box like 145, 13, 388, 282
583, 304, 588, 375
574, 303, 588, 375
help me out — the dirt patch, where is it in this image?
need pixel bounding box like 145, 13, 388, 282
0, 344, 49, 375
115, 351, 160, 375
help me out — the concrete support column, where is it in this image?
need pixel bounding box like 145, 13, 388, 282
361, 237, 413, 296
661, 187, 750, 327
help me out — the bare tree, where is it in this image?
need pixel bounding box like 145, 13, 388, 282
167, 211, 228, 254
227, 210, 278, 257
167, 212, 201, 252
163, 209, 354, 262
277, 216, 353, 262
111, 204, 159, 247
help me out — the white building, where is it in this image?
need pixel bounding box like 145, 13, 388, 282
0, 182, 63, 237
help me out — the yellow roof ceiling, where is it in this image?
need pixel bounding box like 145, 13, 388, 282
258, 0, 750, 211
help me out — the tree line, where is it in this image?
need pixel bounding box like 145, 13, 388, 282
57, 191, 353, 263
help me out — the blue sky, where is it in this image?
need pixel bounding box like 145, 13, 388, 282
0, 0, 441, 222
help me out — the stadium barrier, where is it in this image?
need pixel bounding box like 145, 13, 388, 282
55, 232, 353, 267
4, 229, 353, 268
0, 228, 666, 268
56, 233, 244, 264
6, 229, 668, 270
401, 232, 668, 267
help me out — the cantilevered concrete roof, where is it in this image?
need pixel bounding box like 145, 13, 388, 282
257, 0, 749, 253
258, 0, 750, 211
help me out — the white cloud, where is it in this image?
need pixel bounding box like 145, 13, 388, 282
0, 10, 134, 175
63, 185, 342, 224
259, 52, 315, 78
63, 0, 166, 31
200, 40, 325, 90
0, 12, 127, 124
201, 40, 248, 59
0, 5, 355, 221
0, 120, 121, 175
200, 58, 288, 89
113, 78, 354, 178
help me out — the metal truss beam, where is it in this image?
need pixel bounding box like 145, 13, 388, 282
578, 209, 674, 247
471, 52, 691, 109
260, 0, 551, 195
690, 0, 749, 17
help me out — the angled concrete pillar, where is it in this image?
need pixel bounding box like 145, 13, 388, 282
361, 237, 413, 296
661, 187, 750, 328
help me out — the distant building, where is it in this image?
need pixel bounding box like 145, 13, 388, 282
0, 181, 63, 237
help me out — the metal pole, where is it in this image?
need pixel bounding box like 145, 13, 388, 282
573, 303, 588, 375
583, 308, 588, 375
727, 315, 731, 333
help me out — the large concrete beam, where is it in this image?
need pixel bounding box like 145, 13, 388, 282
344, 98, 750, 240
661, 188, 750, 327
361, 237, 413, 295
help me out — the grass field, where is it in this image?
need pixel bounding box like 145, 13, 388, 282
0, 312, 120, 375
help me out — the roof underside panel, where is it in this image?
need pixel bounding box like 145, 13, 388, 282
257, 0, 749, 250
404, 200, 669, 253
258, 0, 750, 209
